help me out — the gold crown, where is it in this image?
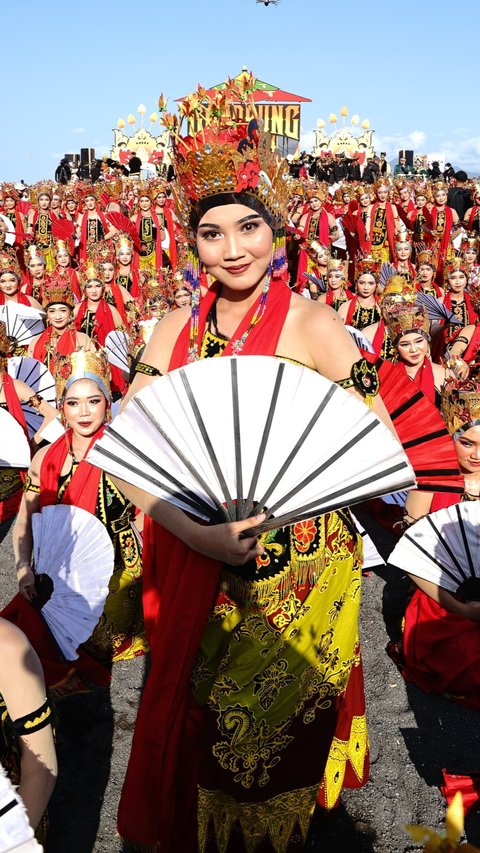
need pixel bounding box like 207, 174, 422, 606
355, 184, 373, 199
80, 182, 101, 202
55, 349, 111, 402
25, 244, 46, 266
461, 236, 479, 252
167, 80, 290, 238
382, 298, 430, 343
142, 272, 173, 304
445, 257, 469, 278
113, 232, 134, 254
42, 277, 75, 309
79, 260, 105, 288
416, 248, 438, 268
432, 181, 448, 194
380, 275, 413, 302
327, 258, 347, 276
136, 181, 156, 200
92, 240, 115, 265
54, 239, 71, 256
289, 181, 304, 197
306, 183, 328, 201
30, 181, 53, 206
355, 256, 380, 278
1, 182, 18, 201
373, 178, 391, 192
0, 250, 21, 279
441, 379, 480, 437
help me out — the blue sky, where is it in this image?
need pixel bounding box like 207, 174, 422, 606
2, 0, 480, 182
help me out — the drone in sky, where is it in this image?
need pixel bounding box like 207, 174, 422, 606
256, 0, 280, 6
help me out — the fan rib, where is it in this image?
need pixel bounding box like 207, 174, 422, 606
455, 503, 476, 578
251, 383, 339, 516
243, 361, 285, 518
132, 397, 231, 520
231, 360, 243, 520
264, 419, 380, 517
424, 514, 468, 579
403, 530, 461, 586
178, 369, 236, 519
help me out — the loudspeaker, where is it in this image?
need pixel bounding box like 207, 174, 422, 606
80, 147, 95, 166
399, 149, 414, 167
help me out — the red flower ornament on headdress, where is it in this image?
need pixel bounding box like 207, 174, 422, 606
235, 160, 261, 192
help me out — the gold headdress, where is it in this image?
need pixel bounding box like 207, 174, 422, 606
382, 298, 430, 344
1, 183, 18, 202
136, 181, 156, 200
461, 236, 479, 253
92, 240, 115, 265
394, 234, 412, 251
42, 275, 75, 309
0, 250, 21, 279
55, 349, 111, 403
432, 180, 448, 195
441, 379, 480, 438
306, 183, 328, 202
373, 178, 391, 192
355, 256, 380, 279
113, 232, 134, 255
416, 247, 438, 268
289, 181, 304, 198
445, 257, 469, 278
327, 258, 347, 277
379, 275, 413, 306
80, 182, 102, 203
25, 244, 46, 267
54, 239, 72, 256
30, 181, 53, 206
355, 184, 373, 200
79, 259, 105, 289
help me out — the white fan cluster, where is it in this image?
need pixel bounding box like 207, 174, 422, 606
7, 357, 56, 439
105, 330, 132, 373
0, 409, 30, 468
389, 501, 480, 600
0, 303, 45, 346
88, 356, 415, 536
32, 505, 114, 660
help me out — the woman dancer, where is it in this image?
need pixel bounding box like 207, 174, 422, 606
28, 279, 94, 370
114, 83, 395, 853
338, 257, 381, 330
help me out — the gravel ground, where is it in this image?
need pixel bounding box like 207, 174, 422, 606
1, 514, 479, 853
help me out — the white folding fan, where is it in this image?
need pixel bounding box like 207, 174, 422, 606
345, 325, 375, 354
87, 355, 416, 536
105, 330, 132, 373
351, 513, 385, 570
7, 356, 56, 439
0, 303, 45, 346
388, 501, 480, 601
0, 409, 30, 467
0, 764, 42, 853
31, 504, 114, 660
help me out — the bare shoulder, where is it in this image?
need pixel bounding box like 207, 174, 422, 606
142, 308, 191, 373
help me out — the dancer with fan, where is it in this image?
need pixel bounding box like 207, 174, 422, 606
5, 349, 148, 692
389, 379, 480, 711
0, 254, 42, 312
0, 322, 57, 523
110, 82, 410, 853
28, 279, 95, 370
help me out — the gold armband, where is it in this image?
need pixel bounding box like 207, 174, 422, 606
24, 474, 40, 493
28, 393, 44, 410
336, 358, 380, 407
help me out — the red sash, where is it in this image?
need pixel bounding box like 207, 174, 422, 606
32, 327, 77, 365
0, 290, 31, 306
78, 208, 111, 262
460, 322, 480, 364
108, 281, 128, 325
468, 206, 480, 230
369, 202, 396, 257
118, 279, 292, 850
402, 357, 436, 404
4, 372, 29, 444
40, 427, 104, 511
431, 205, 454, 255
371, 319, 387, 358
162, 206, 178, 269
75, 298, 116, 346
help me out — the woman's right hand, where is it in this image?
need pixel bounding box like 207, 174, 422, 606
17, 566, 36, 602
190, 514, 266, 565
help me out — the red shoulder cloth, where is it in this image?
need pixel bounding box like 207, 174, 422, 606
39, 427, 104, 511
3, 372, 29, 443
118, 279, 292, 850
33, 327, 77, 365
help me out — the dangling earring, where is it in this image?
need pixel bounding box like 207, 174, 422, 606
105, 405, 112, 424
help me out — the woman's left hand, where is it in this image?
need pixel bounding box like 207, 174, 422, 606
17, 566, 36, 602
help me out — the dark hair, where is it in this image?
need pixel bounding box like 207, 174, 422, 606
455, 170, 468, 181
190, 192, 278, 232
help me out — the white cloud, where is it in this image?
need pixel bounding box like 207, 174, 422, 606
71, 127, 86, 134
299, 129, 316, 151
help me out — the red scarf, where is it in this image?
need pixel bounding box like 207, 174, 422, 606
300, 209, 330, 245
3, 372, 29, 444
371, 319, 387, 358
326, 288, 353, 308
33, 326, 77, 365
458, 322, 480, 364
443, 290, 478, 325
78, 208, 111, 262
431, 205, 454, 256
369, 202, 396, 258
0, 290, 31, 306
468, 206, 480, 230
75, 298, 116, 346
108, 281, 128, 325
40, 427, 104, 511
401, 357, 435, 404
157, 206, 178, 269
118, 279, 292, 851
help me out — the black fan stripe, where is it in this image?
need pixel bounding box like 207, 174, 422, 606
178, 369, 235, 519
403, 529, 461, 585
264, 418, 381, 516
414, 469, 460, 477
390, 392, 423, 420
402, 428, 449, 449
425, 514, 469, 580
416, 484, 464, 493
251, 383, 339, 514
244, 361, 285, 517
125, 400, 230, 519
231, 361, 243, 520
455, 503, 476, 577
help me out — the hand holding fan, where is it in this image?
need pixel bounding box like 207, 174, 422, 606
31, 504, 114, 660
7, 356, 56, 439
88, 356, 415, 536
389, 501, 480, 601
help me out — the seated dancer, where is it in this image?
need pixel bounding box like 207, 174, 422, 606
4, 349, 148, 692
294, 185, 339, 289
381, 286, 448, 404
391, 379, 480, 711
28, 278, 95, 370
338, 256, 381, 330
391, 236, 416, 283
0, 253, 42, 311
463, 181, 480, 236
0, 322, 57, 523
415, 248, 443, 297
73, 260, 125, 396
25, 183, 57, 272
0, 618, 57, 838
114, 81, 394, 853
22, 246, 50, 304
317, 258, 354, 310
113, 234, 141, 298
52, 238, 81, 301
